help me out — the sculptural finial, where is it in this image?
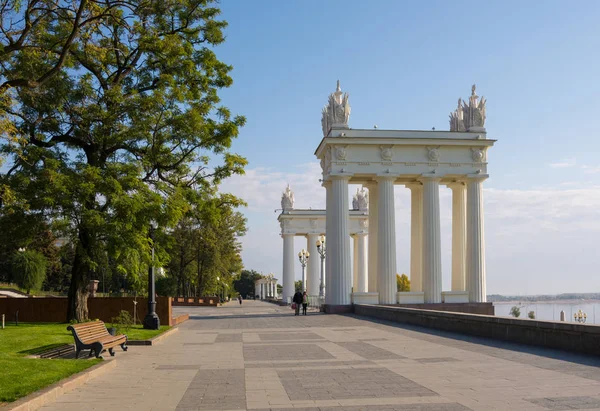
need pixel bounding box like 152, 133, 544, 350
321, 80, 351, 137
281, 184, 295, 211
450, 85, 486, 132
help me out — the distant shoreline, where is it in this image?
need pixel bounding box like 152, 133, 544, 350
492, 299, 600, 304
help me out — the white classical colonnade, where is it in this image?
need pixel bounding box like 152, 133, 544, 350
254, 276, 278, 300
311, 82, 494, 309
277, 196, 369, 304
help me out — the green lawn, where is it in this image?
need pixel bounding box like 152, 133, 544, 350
0, 322, 170, 402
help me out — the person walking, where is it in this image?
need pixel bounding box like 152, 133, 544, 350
292, 290, 303, 316
238, 295, 242, 305
302, 291, 308, 316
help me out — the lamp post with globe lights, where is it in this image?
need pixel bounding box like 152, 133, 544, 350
316, 235, 326, 299
298, 249, 309, 291
574, 309, 587, 323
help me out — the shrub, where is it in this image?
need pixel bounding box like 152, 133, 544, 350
509, 306, 521, 318
111, 310, 133, 335
11, 250, 47, 293
528, 310, 535, 319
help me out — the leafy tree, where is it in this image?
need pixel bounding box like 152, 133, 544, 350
528, 310, 535, 320
166, 193, 246, 298
510, 306, 521, 318
11, 250, 47, 293
233, 269, 261, 298
295, 280, 302, 292
1, 1, 246, 320
396, 273, 410, 292
156, 275, 178, 297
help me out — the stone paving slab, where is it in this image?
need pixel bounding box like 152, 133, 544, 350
39, 301, 600, 411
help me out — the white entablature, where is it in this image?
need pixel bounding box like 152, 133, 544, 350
278, 209, 368, 236
316, 128, 495, 184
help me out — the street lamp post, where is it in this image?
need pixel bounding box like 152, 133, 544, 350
143, 223, 160, 330
316, 235, 326, 299
298, 249, 309, 291
574, 309, 587, 323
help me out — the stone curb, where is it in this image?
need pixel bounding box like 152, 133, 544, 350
128, 325, 179, 346
4, 359, 117, 410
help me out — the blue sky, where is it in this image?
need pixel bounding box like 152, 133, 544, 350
215, 0, 600, 295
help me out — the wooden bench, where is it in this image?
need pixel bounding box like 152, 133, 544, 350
67, 321, 128, 359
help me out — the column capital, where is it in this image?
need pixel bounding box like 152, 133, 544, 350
465, 173, 489, 182
446, 181, 466, 190
405, 182, 423, 190
329, 173, 353, 181
418, 173, 442, 183
375, 173, 399, 180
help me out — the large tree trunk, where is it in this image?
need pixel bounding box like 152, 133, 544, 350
67, 230, 91, 321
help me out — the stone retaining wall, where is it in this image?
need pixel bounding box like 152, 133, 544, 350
172, 296, 218, 306
354, 304, 600, 356
393, 302, 494, 315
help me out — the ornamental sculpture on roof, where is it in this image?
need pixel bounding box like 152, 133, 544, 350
352, 187, 369, 211
281, 184, 295, 211
321, 80, 351, 137
449, 84, 487, 132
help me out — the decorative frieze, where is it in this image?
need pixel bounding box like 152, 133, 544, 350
427, 146, 440, 162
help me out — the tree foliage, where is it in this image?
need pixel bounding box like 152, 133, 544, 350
510, 306, 521, 318
528, 310, 535, 319
166, 193, 246, 297
11, 249, 47, 293
155, 275, 177, 297
0, 0, 246, 320
233, 269, 261, 298
396, 273, 410, 292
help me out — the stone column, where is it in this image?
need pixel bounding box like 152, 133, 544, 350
307, 234, 320, 296
260, 282, 264, 299
356, 233, 368, 293
282, 234, 295, 303
406, 183, 423, 292
466, 175, 487, 302
327, 176, 352, 306
352, 235, 358, 292
366, 182, 378, 293
448, 182, 466, 292
421, 175, 442, 303
377, 176, 397, 304
273, 281, 278, 298
324, 181, 332, 304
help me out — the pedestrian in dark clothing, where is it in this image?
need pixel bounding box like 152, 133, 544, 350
292, 291, 303, 316
302, 291, 308, 315
238, 295, 242, 305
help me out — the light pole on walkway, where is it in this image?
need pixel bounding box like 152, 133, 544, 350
298, 249, 309, 291
143, 222, 160, 330
316, 235, 326, 299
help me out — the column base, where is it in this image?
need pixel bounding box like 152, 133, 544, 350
352, 292, 379, 305
323, 304, 354, 314
442, 291, 469, 303
396, 292, 425, 304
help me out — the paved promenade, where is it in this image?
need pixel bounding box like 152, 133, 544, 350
42, 300, 600, 411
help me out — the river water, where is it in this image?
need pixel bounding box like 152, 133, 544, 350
493, 300, 600, 325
